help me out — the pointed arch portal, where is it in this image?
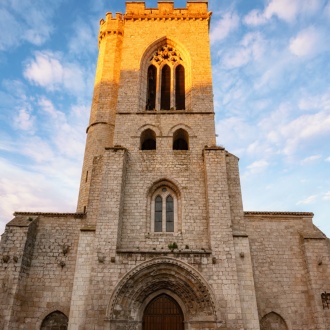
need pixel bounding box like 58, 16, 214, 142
107, 258, 222, 329
143, 294, 184, 330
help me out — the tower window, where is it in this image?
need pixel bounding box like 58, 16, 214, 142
146, 65, 157, 110
173, 129, 189, 150
141, 129, 156, 150
175, 65, 185, 110
161, 65, 171, 110
145, 45, 185, 110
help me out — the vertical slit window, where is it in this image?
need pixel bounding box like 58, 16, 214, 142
161, 65, 171, 110
175, 65, 185, 110
146, 65, 156, 110
166, 195, 174, 232
155, 196, 163, 232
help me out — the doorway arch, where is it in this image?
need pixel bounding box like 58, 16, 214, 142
143, 294, 183, 330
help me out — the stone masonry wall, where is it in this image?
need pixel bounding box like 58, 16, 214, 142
0, 213, 82, 329
246, 212, 330, 329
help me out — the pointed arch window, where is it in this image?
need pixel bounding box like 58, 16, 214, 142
173, 128, 189, 150
166, 195, 174, 232
145, 45, 185, 111
161, 65, 171, 110
175, 65, 185, 110
155, 196, 162, 232
151, 186, 177, 232
146, 65, 157, 110
141, 129, 156, 150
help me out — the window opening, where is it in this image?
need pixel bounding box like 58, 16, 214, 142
161, 65, 171, 110
141, 129, 156, 150
155, 196, 163, 232
146, 65, 157, 110
40, 311, 68, 330
173, 129, 189, 150
175, 65, 185, 110
166, 195, 174, 232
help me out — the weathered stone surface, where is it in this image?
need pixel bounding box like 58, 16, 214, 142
0, 2, 329, 330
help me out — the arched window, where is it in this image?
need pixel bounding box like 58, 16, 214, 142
146, 65, 156, 110
173, 129, 189, 150
151, 186, 177, 232
155, 195, 162, 232
145, 45, 186, 111
141, 129, 156, 150
41, 311, 68, 330
260, 312, 288, 330
161, 65, 171, 110
166, 195, 174, 232
175, 65, 185, 110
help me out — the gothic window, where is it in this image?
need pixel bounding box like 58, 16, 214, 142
166, 195, 174, 232
155, 195, 162, 232
161, 65, 171, 110
175, 65, 185, 110
145, 45, 185, 110
40, 311, 68, 330
173, 129, 189, 150
141, 129, 156, 150
146, 65, 157, 110
152, 186, 177, 232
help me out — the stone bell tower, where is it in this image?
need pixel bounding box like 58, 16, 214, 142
70, 1, 260, 329
1, 1, 329, 329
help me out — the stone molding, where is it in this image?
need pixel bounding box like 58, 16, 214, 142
106, 257, 221, 322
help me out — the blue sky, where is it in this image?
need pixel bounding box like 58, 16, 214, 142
0, 0, 329, 237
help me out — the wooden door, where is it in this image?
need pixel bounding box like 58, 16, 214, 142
143, 294, 184, 330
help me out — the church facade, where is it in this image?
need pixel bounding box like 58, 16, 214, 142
1, 2, 330, 329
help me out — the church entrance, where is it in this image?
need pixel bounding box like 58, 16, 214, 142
142, 294, 184, 330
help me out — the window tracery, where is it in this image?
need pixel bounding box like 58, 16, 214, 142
146, 44, 185, 111
151, 186, 177, 232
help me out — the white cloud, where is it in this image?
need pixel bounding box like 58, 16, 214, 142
264, 0, 300, 23
323, 192, 330, 201
246, 160, 269, 174
14, 107, 35, 131
301, 155, 322, 164
221, 32, 265, 69
0, 9, 21, 50
289, 27, 323, 57
326, 156, 330, 162
0, 1, 59, 51
244, 9, 268, 26
0, 156, 79, 236
68, 19, 97, 55
23, 51, 87, 95
297, 195, 317, 205
210, 11, 239, 44
244, 0, 323, 26
24, 51, 64, 90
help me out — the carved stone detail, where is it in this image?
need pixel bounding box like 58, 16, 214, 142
108, 257, 218, 322
151, 45, 182, 65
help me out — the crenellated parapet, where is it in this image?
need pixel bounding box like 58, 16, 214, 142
125, 1, 211, 21
99, 12, 124, 46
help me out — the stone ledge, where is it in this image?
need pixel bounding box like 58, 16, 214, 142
244, 211, 314, 217
13, 212, 85, 218
118, 111, 215, 115
116, 249, 211, 254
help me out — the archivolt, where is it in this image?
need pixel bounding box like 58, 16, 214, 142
107, 257, 220, 322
